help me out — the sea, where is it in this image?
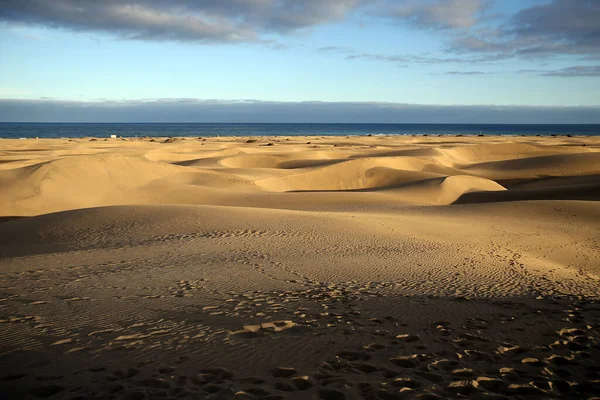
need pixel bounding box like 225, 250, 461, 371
1, 123, 599, 139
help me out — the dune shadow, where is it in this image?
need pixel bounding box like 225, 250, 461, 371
0, 216, 27, 224
454, 183, 600, 204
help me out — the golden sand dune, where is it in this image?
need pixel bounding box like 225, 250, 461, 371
255, 157, 448, 192
0, 155, 189, 215
2, 136, 599, 215
435, 142, 588, 164
1, 136, 599, 399
437, 175, 506, 204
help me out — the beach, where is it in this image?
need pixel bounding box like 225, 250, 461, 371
1, 135, 599, 399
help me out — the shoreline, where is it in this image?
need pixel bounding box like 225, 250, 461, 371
2, 133, 600, 140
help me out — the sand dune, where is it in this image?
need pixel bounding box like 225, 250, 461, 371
462, 152, 600, 181
1, 136, 599, 399
255, 157, 448, 192
0, 155, 190, 215
437, 175, 506, 205
1, 136, 598, 215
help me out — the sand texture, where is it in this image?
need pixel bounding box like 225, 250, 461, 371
0, 135, 599, 399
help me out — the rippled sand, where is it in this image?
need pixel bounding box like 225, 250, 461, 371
1, 135, 599, 399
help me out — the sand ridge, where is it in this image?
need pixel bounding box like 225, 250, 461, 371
0, 135, 599, 399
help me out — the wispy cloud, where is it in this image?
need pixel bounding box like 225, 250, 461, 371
519, 65, 600, 77
344, 52, 500, 64
318, 45, 499, 65
443, 71, 487, 75
317, 46, 354, 53
1, 98, 599, 124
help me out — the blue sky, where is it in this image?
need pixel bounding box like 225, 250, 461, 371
0, 0, 599, 122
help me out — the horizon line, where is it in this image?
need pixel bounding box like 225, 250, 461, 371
3, 122, 600, 125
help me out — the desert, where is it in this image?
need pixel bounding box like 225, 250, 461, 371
0, 135, 599, 399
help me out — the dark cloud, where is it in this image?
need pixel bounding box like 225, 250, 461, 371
0, 0, 498, 43
0, 0, 363, 43
451, 0, 600, 59
1, 98, 599, 124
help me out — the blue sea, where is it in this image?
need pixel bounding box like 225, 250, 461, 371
1, 123, 599, 139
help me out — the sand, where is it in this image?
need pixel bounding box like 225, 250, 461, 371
0, 135, 599, 399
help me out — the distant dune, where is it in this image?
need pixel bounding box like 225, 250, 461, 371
2, 135, 599, 215
1, 136, 599, 399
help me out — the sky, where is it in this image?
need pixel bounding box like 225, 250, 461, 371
0, 0, 599, 123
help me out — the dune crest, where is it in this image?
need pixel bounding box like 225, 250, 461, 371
438, 175, 506, 205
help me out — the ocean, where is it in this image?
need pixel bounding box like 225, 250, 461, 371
1, 123, 599, 139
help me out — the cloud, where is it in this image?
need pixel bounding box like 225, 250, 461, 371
381, 0, 489, 30
344, 52, 498, 64
319, 46, 497, 64
317, 46, 354, 53
0, 0, 498, 44
0, 0, 364, 43
2, 0, 598, 70
318, 45, 502, 66
323, 1, 600, 68
1, 98, 599, 124
451, 0, 600, 59
443, 71, 486, 75
540, 66, 600, 77
519, 65, 600, 77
